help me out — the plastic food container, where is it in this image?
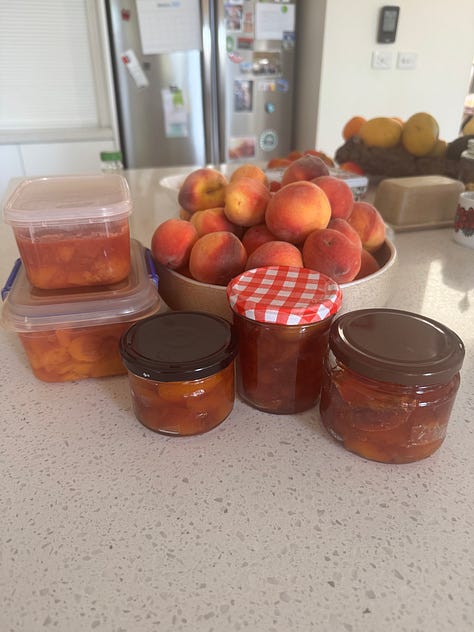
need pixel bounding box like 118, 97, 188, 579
227, 266, 342, 414
1, 239, 160, 382
3, 174, 132, 289
119, 311, 238, 436
319, 309, 465, 464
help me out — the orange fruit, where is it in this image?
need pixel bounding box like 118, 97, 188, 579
339, 162, 365, 175
426, 138, 447, 157
359, 117, 403, 148
286, 150, 304, 161
401, 112, 439, 156
342, 116, 367, 140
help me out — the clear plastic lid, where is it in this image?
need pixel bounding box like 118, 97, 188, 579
1, 239, 160, 332
3, 174, 132, 226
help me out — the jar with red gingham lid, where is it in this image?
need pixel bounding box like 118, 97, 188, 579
227, 266, 342, 414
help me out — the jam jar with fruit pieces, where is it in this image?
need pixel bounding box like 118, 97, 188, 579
3, 174, 132, 290
227, 266, 342, 414
119, 311, 238, 436
319, 308, 465, 463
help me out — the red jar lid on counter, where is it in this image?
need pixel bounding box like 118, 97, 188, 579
227, 266, 342, 325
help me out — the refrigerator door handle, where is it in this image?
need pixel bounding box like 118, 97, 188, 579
201, 0, 221, 166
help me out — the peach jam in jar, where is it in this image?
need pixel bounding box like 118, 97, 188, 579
119, 311, 238, 436
227, 266, 342, 414
319, 309, 465, 463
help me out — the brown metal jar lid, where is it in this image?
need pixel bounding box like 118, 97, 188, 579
120, 311, 238, 382
329, 308, 465, 386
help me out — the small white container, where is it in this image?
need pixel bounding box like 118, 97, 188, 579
453, 190, 474, 249
3, 174, 133, 289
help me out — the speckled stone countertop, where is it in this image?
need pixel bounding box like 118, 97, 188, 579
1, 168, 473, 632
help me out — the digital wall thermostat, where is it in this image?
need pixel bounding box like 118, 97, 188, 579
377, 6, 400, 43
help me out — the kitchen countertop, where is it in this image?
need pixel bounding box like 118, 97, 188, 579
1, 167, 473, 632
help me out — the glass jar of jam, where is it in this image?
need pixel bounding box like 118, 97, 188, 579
319, 308, 465, 463
119, 311, 238, 436
227, 266, 342, 414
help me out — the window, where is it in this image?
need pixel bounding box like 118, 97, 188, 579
0, 0, 111, 136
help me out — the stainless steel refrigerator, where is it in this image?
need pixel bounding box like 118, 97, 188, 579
105, 0, 297, 168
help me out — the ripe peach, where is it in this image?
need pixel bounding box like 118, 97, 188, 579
287, 150, 304, 161
281, 154, 330, 186
347, 201, 386, 252
230, 164, 268, 187
241, 223, 277, 255
151, 218, 198, 270
328, 218, 361, 248
246, 241, 303, 270
269, 181, 281, 193
339, 161, 365, 175
189, 231, 247, 286
355, 248, 381, 280
179, 207, 192, 221
302, 228, 361, 284
224, 176, 271, 227
265, 181, 331, 245
303, 149, 335, 167
178, 168, 227, 214
267, 157, 292, 169
190, 207, 242, 237
312, 175, 354, 219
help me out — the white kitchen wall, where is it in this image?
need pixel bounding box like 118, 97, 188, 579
295, 0, 474, 157
2, 0, 474, 205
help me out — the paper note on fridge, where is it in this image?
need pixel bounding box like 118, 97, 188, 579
136, 0, 202, 55
255, 3, 295, 41
121, 49, 149, 88
161, 88, 189, 138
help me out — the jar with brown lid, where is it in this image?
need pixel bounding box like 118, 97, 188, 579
120, 311, 238, 435
319, 308, 465, 463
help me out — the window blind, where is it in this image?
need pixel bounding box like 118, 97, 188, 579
0, 0, 100, 130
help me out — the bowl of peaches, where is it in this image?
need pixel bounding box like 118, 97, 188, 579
153, 155, 397, 322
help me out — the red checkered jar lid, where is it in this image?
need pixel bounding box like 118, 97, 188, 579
227, 266, 342, 325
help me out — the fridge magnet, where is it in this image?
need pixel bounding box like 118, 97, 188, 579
258, 80, 276, 93
276, 78, 289, 93
234, 80, 253, 112
239, 61, 253, 74
259, 129, 279, 152
252, 52, 281, 76
121, 49, 149, 88
228, 51, 244, 64
226, 35, 235, 53
282, 31, 296, 50
228, 137, 256, 160
161, 87, 188, 138
237, 37, 253, 50
243, 8, 254, 35
225, 4, 243, 32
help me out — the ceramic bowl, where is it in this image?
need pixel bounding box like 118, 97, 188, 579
156, 238, 397, 322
